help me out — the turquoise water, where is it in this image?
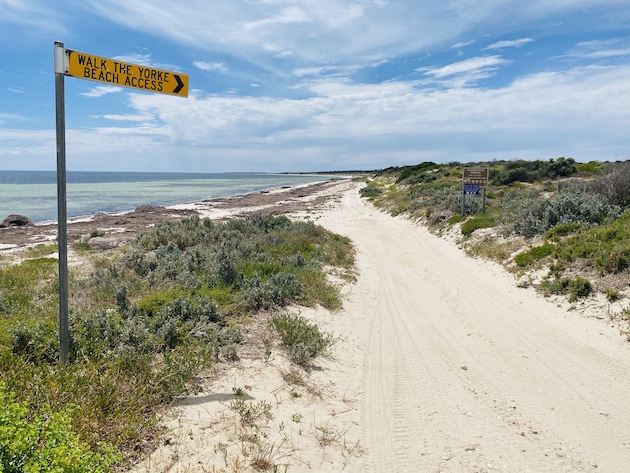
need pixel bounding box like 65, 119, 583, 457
0, 171, 333, 223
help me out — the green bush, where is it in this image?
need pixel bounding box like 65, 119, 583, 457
588, 161, 630, 206
568, 277, 593, 302
11, 320, 59, 363
503, 191, 619, 237
492, 157, 577, 185
461, 215, 496, 236
576, 161, 603, 174
554, 213, 630, 274
544, 222, 583, 241
514, 243, 555, 267
359, 185, 383, 198
242, 272, 304, 310
539, 276, 592, 302
271, 313, 334, 365
0, 383, 120, 472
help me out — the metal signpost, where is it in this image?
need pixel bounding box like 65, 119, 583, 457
462, 167, 489, 216
53, 42, 189, 363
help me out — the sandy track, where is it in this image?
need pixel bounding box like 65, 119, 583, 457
316, 182, 630, 473
132, 180, 630, 472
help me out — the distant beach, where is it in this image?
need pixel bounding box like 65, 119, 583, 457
0, 171, 335, 223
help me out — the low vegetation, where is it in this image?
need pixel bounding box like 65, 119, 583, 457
360, 158, 630, 311
0, 214, 354, 470
271, 312, 335, 365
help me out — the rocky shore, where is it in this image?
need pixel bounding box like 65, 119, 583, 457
0, 179, 348, 251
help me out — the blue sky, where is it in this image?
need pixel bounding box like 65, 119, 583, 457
1, 0, 630, 172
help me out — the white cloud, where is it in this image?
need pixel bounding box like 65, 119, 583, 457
79, 63, 629, 171
80, 85, 123, 98
291, 65, 341, 78
91, 114, 155, 122
452, 40, 475, 49
565, 38, 630, 59
484, 38, 534, 50
241, 6, 310, 30
0, 0, 69, 39
5, 61, 630, 171
420, 55, 509, 81
193, 61, 229, 73
0, 112, 23, 125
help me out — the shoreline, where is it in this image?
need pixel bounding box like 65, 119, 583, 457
0, 172, 345, 226
0, 178, 352, 252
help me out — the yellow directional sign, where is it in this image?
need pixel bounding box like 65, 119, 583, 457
65, 49, 188, 97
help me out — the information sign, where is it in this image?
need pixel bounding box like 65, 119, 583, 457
65, 49, 189, 97
463, 168, 489, 187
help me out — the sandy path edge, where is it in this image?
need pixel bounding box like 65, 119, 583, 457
131, 180, 630, 472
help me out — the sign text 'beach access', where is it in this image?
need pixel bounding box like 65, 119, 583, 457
66, 50, 188, 97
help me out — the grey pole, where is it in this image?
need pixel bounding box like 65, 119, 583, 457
54, 41, 69, 364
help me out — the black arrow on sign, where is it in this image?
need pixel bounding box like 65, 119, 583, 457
173, 75, 185, 94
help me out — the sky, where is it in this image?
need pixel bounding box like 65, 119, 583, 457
1, 0, 630, 173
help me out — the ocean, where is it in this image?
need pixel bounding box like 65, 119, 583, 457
0, 171, 335, 223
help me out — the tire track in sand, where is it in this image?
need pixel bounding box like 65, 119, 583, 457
318, 183, 630, 472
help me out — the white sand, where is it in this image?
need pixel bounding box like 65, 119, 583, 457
130, 180, 630, 472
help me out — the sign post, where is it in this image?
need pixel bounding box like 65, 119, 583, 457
53, 42, 188, 363
53, 42, 69, 364
462, 167, 489, 216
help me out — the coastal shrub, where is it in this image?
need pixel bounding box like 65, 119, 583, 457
539, 276, 592, 302
135, 215, 215, 251
0, 258, 57, 332
271, 313, 334, 365
394, 162, 440, 183
0, 383, 120, 473
419, 185, 481, 215
449, 215, 465, 225
241, 272, 303, 310
23, 243, 57, 258
72, 293, 228, 358
544, 222, 583, 241
460, 215, 496, 236
514, 243, 555, 267
606, 288, 620, 302
492, 157, 577, 185
576, 161, 603, 174
589, 161, 630, 206
503, 191, 619, 237
567, 277, 593, 302
11, 320, 59, 363
1, 211, 354, 462
553, 213, 630, 274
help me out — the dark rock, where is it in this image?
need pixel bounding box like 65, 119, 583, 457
88, 236, 120, 250
135, 205, 166, 213
1, 214, 33, 228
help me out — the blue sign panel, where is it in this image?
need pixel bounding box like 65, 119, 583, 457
463, 184, 480, 195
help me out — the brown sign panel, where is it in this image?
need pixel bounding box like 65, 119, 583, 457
463, 167, 489, 186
